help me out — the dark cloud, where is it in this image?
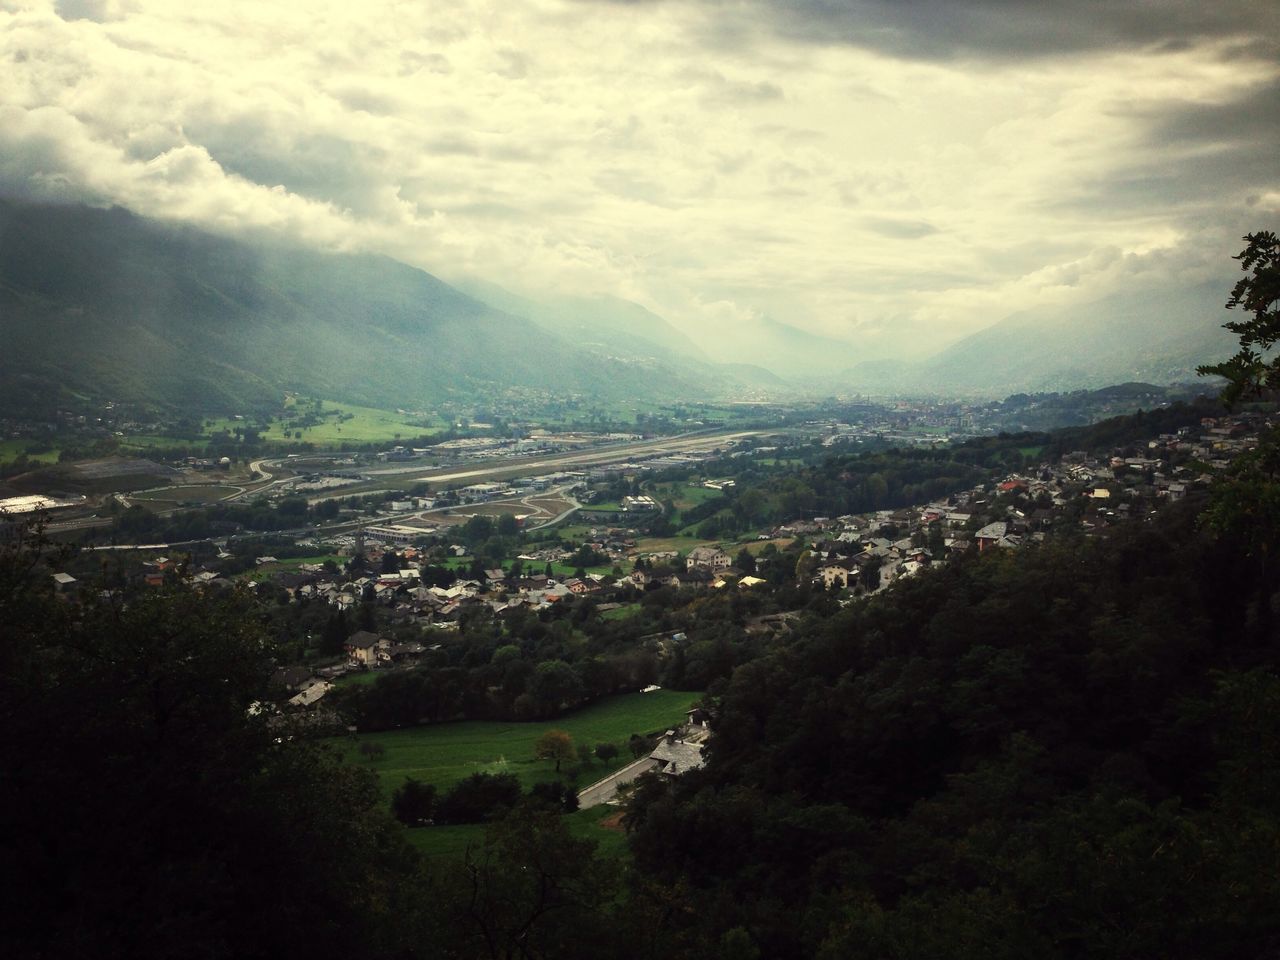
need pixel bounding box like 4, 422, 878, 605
54, 0, 116, 23
1053, 79, 1280, 216
591, 0, 1280, 63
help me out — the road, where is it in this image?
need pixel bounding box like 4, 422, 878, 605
577, 756, 659, 808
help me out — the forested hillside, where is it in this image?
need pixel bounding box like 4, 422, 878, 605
625, 496, 1280, 957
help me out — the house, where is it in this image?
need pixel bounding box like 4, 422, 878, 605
686, 545, 731, 572
649, 735, 705, 777
271, 665, 315, 692
974, 522, 1007, 551
817, 562, 856, 589
344, 630, 382, 667
287, 680, 333, 708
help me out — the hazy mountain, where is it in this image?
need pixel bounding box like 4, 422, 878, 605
700, 315, 862, 378
456, 281, 710, 364
837, 284, 1238, 396
0, 200, 774, 412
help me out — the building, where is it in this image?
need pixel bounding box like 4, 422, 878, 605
686, 546, 731, 573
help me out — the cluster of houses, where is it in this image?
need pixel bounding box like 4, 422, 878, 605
786, 413, 1270, 595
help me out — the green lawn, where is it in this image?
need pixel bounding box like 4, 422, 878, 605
404, 804, 628, 860
0, 440, 61, 465
334, 689, 699, 799
205, 399, 441, 448
600, 603, 641, 621
333, 670, 381, 688
130, 484, 239, 504
633, 536, 715, 556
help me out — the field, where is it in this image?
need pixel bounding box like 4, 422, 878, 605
653, 481, 721, 511
334, 689, 699, 800
405, 804, 628, 860
0, 440, 60, 465
204, 399, 441, 448
129, 484, 241, 504
631, 535, 716, 556
600, 603, 641, 621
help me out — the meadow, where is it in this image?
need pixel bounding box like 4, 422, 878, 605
204, 399, 441, 447
404, 805, 629, 860
334, 689, 699, 800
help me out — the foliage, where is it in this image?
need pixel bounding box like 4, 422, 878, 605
625, 502, 1280, 956
535, 729, 576, 772
392, 777, 438, 826
0, 524, 415, 959
1197, 230, 1280, 407
436, 772, 523, 825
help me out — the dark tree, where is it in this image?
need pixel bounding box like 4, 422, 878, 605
391, 777, 437, 826
1198, 229, 1280, 407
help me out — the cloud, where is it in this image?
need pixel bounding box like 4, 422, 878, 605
0, 0, 1276, 367
862, 217, 940, 240
609, 0, 1280, 64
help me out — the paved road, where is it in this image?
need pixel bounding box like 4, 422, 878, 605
577, 756, 659, 808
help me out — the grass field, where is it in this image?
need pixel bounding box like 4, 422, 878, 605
204, 400, 440, 448
600, 603, 641, 621
130, 484, 239, 504
0, 440, 60, 465
334, 689, 699, 800
405, 804, 628, 860
631, 535, 715, 556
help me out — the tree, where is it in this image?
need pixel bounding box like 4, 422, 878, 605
1198, 230, 1280, 408
529, 659, 582, 714
0, 526, 416, 958
595, 742, 620, 764
535, 729, 575, 772
391, 777, 437, 826
456, 805, 619, 959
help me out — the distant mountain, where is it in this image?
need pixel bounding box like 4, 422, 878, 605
456, 281, 709, 364
837, 284, 1238, 396
701, 315, 862, 378
0, 200, 775, 412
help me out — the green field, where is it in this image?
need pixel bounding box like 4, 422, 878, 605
405, 804, 628, 860
334, 689, 699, 799
0, 440, 61, 465
600, 603, 641, 621
130, 484, 240, 504
633, 535, 715, 556
205, 399, 441, 448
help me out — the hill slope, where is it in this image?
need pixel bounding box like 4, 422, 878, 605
0, 201, 756, 411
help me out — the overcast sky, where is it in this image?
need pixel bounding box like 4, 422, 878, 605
2, 0, 1277, 361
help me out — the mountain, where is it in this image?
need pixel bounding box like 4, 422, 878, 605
456, 281, 709, 364
837, 283, 1238, 396
456, 281, 788, 393
699, 315, 862, 378
0, 200, 772, 412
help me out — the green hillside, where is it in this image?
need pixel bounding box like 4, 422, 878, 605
0, 200, 751, 412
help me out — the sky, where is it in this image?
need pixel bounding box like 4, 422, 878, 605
1, 0, 1277, 363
